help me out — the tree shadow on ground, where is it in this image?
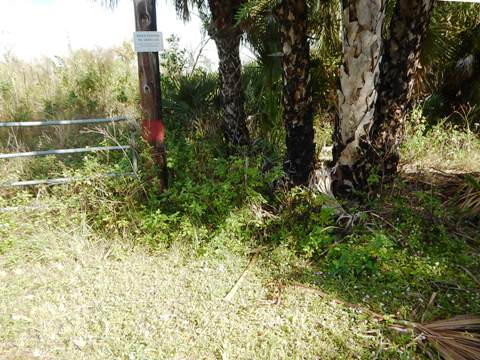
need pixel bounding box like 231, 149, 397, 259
266, 171, 479, 324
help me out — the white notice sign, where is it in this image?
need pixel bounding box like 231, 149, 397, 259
133, 31, 164, 53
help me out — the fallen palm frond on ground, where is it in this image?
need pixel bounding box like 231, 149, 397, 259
454, 175, 480, 218
290, 283, 480, 360
405, 170, 480, 219
435, 171, 480, 219
308, 165, 359, 228
412, 316, 480, 360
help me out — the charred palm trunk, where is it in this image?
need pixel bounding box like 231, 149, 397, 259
332, 0, 386, 195
369, 0, 435, 178
208, 0, 250, 146
277, 0, 314, 185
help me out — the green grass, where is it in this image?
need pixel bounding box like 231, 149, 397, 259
1, 165, 478, 359
401, 107, 480, 173
1, 204, 404, 360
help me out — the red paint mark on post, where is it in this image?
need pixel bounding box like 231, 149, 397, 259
142, 120, 165, 145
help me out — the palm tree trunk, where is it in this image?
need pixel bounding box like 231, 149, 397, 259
370, 0, 435, 178
208, 0, 250, 146
332, 0, 387, 194
277, 0, 315, 185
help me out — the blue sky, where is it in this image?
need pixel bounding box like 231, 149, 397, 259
0, 0, 241, 68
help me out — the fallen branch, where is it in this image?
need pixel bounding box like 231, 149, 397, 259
224, 252, 259, 303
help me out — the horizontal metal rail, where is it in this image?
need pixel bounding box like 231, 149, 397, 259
0, 116, 129, 128
0, 116, 138, 188
0, 204, 52, 212
0, 172, 136, 188
0, 145, 130, 159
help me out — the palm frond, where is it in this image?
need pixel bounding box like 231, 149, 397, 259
175, 0, 191, 21
173, 0, 207, 22
309, 0, 341, 58
293, 283, 480, 360
237, 0, 280, 60
419, 2, 480, 94
413, 316, 480, 360
440, 173, 480, 218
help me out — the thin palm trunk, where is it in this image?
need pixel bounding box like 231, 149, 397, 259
370, 0, 435, 178
208, 0, 250, 146
277, 0, 314, 185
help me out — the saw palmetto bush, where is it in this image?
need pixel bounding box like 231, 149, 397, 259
162, 71, 220, 136
242, 62, 284, 145
421, 2, 480, 86
236, 0, 284, 144
159, 35, 221, 138
420, 2, 480, 127
441, 173, 480, 219
239, 0, 341, 114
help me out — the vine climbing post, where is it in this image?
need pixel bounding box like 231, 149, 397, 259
133, 0, 167, 192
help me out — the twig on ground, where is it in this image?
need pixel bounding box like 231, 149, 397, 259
367, 211, 405, 236
224, 252, 259, 303
421, 292, 437, 323
459, 265, 480, 288
290, 282, 386, 320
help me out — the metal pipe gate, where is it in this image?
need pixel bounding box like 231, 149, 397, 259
0, 116, 138, 187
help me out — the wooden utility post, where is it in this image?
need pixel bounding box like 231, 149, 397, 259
133, 0, 167, 192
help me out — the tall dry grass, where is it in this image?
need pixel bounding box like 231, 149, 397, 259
0, 43, 140, 187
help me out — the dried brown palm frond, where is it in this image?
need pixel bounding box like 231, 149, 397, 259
410, 315, 480, 360
193, 115, 222, 138
411, 170, 480, 219
456, 176, 480, 217
441, 173, 480, 218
